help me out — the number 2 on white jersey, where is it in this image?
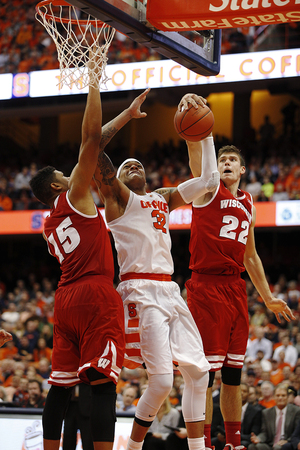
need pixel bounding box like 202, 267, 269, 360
219, 215, 249, 245
47, 216, 80, 262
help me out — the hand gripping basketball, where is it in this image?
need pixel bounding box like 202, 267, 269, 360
174, 104, 214, 141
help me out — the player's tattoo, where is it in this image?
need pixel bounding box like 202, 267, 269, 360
95, 152, 116, 187
99, 125, 119, 150
155, 187, 176, 196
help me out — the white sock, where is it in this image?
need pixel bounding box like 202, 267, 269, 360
188, 437, 205, 450
127, 438, 144, 450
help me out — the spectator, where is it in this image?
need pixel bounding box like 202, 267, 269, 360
0, 177, 13, 211
165, 410, 188, 450
116, 386, 137, 414
13, 377, 29, 405
33, 337, 52, 364
36, 357, 51, 380
270, 359, 285, 386
258, 381, 276, 409
248, 386, 260, 406
23, 319, 40, 353
273, 336, 298, 369
0, 338, 18, 359
143, 396, 180, 450
5, 374, 21, 402
260, 176, 274, 201
248, 326, 273, 361
287, 386, 298, 405
1, 302, 20, 325
255, 350, 272, 373
19, 379, 46, 408
259, 115, 275, 143
241, 383, 263, 448
271, 184, 289, 202
15, 335, 34, 362
286, 167, 300, 200
14, 166, 31, 192
245, 175, 262, 202
249, 384, 300, 450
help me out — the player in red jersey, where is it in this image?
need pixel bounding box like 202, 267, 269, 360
29, 64, 125, 450
179, 93, 295, 450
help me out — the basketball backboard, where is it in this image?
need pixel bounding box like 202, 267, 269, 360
64, 0, 221, 76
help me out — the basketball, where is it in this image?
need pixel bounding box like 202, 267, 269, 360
174, 104, 214, 141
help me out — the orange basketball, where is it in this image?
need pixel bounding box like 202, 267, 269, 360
174, 104, 214, 141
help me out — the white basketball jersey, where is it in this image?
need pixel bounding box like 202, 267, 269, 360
108, 191, 174, 276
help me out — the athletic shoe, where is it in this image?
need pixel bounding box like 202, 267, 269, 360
224, 444, 246, 450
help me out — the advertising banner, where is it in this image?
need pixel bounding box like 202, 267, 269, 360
0, 202, 298, 235
146, 0, 300, 31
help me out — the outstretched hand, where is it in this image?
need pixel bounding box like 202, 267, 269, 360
0, 329, 13, 347
178, 93, 207, 111
127, 88, 150, 119
265, 297, 295, 323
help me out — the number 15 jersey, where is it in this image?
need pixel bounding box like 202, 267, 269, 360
189, 181, 253, 276
44, 191, 115, 286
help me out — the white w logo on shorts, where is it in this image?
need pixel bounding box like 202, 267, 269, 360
98, 358, 110, 369
97, 341, 121, 382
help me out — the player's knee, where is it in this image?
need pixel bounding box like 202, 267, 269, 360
181, 366, 209, 394
91, 381, 117, 442
208, 371, 215, 388
148, 372, 173, 397
43, 385, 72, 440
221, 366, 242, 386
135, 373, 173, 422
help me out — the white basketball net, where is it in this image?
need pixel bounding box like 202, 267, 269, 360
36, 1, 116, 90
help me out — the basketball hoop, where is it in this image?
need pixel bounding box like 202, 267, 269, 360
36, 0, 116, 89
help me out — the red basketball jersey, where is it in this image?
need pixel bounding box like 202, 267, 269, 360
44, 192, 114, 286
189, 181, 253, 275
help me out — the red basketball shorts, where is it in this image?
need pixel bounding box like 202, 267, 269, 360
50, 276, 125, 387
186, 273, 249, 371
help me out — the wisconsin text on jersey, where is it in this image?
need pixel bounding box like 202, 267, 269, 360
220, 198, 252, 222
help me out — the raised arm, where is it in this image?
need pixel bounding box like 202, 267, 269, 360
68, 58, 102, 212
93, 88, 149, 194
99, 88, 150, 151
244, 206, 295, 323
178, 93, 207, 177
158, 93, 219, 211
93, 89, 150, 221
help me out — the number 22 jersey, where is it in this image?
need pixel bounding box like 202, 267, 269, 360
189, 181, 253, 276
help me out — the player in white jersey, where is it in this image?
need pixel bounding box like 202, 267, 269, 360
94, 89, 219, 450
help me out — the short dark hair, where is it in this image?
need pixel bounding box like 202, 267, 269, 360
29, 166, 56, 207
217, 145, 245, 167
29, 379, 42, 392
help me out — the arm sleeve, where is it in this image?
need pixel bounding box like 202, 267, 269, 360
177, 136, 219, 204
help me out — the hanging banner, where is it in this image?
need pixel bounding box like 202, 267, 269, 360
146, 0, 300, 31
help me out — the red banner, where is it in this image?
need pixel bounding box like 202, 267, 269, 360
146, 0, 300, 31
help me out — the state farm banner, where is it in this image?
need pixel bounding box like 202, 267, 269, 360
146, 0, 300, 31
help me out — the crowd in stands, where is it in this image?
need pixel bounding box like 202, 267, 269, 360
2, 269, 300, 449
1, 1, 300, 75
1, 118, 300, 212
